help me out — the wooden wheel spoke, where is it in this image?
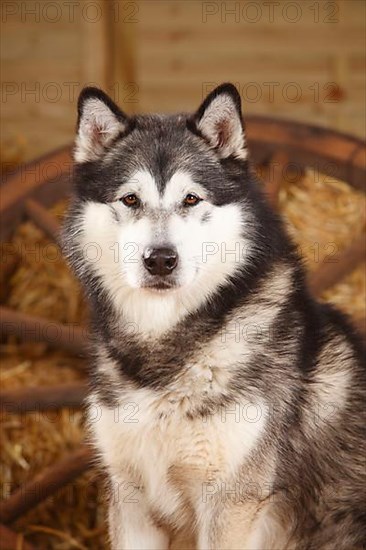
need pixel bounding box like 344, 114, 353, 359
0, 306, 88, 355
247, 117, 366, 191
25, 199, 61, 244
0, 383, 86, 414
0, 446, 93, 525
309, 233, 366, 295
1, 147, 72, 241
0, 524, 37, 550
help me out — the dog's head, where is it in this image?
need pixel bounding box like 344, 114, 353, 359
65, 84, 263, 329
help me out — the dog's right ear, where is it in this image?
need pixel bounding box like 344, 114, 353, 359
75, 87, 130, 163
189, 83, 247, 160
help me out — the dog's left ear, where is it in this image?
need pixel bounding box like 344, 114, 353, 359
190, 83, 247, 160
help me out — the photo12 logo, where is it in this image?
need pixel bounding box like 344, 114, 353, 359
1, 81, 139, 105
202, 81, 343, 105
1, 2, 139, 24
201, 2, 339, 24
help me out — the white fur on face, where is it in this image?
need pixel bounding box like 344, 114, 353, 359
119, 169, 161, 208
77, 170, 252, 336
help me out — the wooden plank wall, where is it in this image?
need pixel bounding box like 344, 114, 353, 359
1, 0, 365, 162
136, 0, 365, 135
1, 0, 110, 161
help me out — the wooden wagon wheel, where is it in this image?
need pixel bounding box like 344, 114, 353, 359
0, 117, 365, 537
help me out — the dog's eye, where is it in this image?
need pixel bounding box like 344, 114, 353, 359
121, 194, 140, 208
183, 193, 202, 207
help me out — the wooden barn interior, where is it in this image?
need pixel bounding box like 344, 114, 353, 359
2, 0, 365, 163
1, 1, 365, 549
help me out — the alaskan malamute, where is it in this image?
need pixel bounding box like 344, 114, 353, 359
63, 84, 365, 549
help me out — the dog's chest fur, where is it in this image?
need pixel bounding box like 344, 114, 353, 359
90, 329, 269, 527
89, 267, 289, 530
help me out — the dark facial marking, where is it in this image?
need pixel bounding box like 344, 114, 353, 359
201, 211, 211, 223
109, 205, 121, 223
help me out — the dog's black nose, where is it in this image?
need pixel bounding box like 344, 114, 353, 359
143, 247, 178, 276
